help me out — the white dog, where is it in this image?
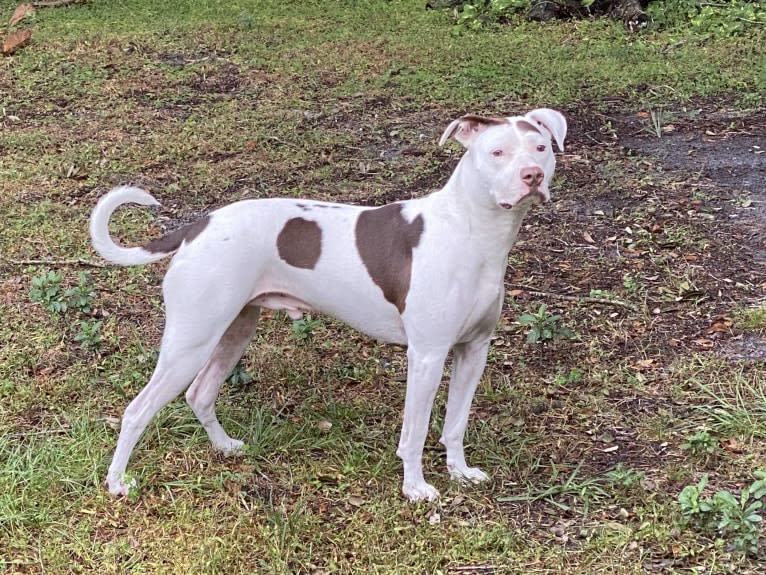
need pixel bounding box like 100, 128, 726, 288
90, 109, 566, 501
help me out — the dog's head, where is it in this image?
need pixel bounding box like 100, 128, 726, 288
439, 108, 566, 211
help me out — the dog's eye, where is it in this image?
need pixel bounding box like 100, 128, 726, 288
536, 145, 546, 152
492, 149, 504, 157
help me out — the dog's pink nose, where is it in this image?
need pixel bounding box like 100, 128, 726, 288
521, 167, 544, 188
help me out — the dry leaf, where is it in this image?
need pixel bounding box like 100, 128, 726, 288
707, 316, 733, 334
721, 437, 744, 454
316, 419, 332, 431
2, 28, 31, 55
693, 338, 714, 350
9, 3, 34, 26
582, 231, 595, 244
633, 358, 656, 371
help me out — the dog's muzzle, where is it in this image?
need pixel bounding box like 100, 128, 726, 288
498, 188, 547, 210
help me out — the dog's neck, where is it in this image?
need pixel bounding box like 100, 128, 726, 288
433, 158, 534, 258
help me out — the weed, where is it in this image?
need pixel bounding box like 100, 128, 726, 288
588, 288, 619, 301
681, 429, 719, 460
29, 270, 67, 313
605, 463, 646, 491
649, 0, 766, 36
498, 462, 607, 514
644, 108, 667, 138
678, 471, 766, 556
289, 315, 323, 343
28, 270, 95, 315
622, 273, 641, 295
517, 304, 574, 344
553, 367, 584, 387
454, 0, 529, 31
73, 320, 103, 351
227, 361, 252, 386
734, 304, 766, 330
695, 374, 766, 441
65, 272, 95, 314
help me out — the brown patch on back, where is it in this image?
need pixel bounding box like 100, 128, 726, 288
277, 217, 323, 269
355, 204, 424, 313
144, 214, 211, 254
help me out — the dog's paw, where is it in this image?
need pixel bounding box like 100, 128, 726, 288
402, 481, 440, 502
212, 437, 245, 456
448, 465, 489, 484
106, 475, 137, 497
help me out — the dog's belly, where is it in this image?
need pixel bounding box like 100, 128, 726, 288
250, 284, 408, 345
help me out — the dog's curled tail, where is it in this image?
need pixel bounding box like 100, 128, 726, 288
90, 186, 171, 266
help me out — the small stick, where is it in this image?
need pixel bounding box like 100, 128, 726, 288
31, 0, 85, 8
508, 283, 641, 313
3, 257, 106, 268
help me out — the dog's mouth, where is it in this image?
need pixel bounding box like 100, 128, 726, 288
497, 188, 547, 210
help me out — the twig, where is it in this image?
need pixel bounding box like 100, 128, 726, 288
31, 0, 85, 8
10, 427, 70, 439
3, 257, 106, 268
508, 283, 641, 313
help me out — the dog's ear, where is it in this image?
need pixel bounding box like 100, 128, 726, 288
439, 115, 507, 148
524, 108, 567, 152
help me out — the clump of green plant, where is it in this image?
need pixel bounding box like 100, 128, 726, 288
74, 320, 103, 351
290, 315, 323, 343
678, 471, 766, 556
648, 0, 766, 37
29, 269, 95, 314
622, 273, 641, 295
681, 429, 719, 460
518, 304, 574, 344
455, 0, 529, 31
605, 463, 646, 491
66, 272, 96, 314
554, 367, 584, 387
29, 270, 67, 313
227, 361, 252, 385
29, 268, 102, 351
641, 108, 669, 138
734, 304, 766, 330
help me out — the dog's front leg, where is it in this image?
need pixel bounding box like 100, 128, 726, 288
396, 346, 450, 502
440, 338, 491, 484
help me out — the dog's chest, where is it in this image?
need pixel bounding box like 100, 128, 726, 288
457, 276, 505, 342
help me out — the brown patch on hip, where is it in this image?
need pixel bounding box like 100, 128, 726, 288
144, 214, 211, 254
277, 217, 323, 269
355, 204, 424, 313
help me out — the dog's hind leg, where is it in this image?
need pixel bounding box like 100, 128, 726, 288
105, 294, 249, 496
185, 304, 261, 454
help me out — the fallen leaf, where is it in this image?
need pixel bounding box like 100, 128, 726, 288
582, 231, 595, 244
316, 419, 332, 431
721, 437, 744, 454
707, 315, 733, 334
633, 358, 656, 371
9, 3, 34, 26
693, 338, 714, 350
2, 28, 31, 55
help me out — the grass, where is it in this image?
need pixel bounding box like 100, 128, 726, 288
1, 0, 766, 572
